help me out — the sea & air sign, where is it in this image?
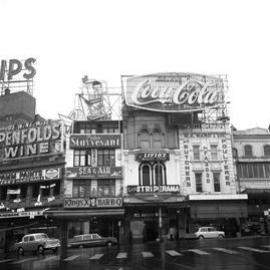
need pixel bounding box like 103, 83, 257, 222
127, 185, 180, 193
66, 166, 122, 179
123, 73, 224, 112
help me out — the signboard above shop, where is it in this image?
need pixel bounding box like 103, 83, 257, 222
127, 185, 180, 194
0, 120, 63, 162
0, 167, 61, 186
64, 197, 123, 208
66, 166, 122, 179
135, 152, 170, 162
123, 73, 224, 112
70, 134, 121, 149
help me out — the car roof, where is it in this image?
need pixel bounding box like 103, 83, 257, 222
24, 233, 46, 237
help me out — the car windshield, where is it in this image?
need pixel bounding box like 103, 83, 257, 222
35, 234, 48, 240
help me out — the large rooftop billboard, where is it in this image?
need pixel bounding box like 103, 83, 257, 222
122, 73, 225, 113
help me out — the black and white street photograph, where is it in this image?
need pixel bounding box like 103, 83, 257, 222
0, 0, 270, 269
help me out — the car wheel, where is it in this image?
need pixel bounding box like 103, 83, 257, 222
106, 241, 113, 247
218, 235, 224, 239
198, 235, 204, 240
37, 245, 44, 255
18, 247, 24, 255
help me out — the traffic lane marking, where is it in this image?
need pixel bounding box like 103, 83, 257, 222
116, 252, 127, 259
165, 250, 182, 256
238, 247, 270, 253
212, 248, 239, 254
89, 253, 104, 260
10, 257, 36, 264
142, 251, 154, 258
63, 255, 80, 261
186, 249, 210, 255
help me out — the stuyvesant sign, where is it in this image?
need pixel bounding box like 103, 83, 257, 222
64, 197, 123, 208
0, 167, 61, 185
127, 185, 180, 193
136, 152, 170, 162
0, 120, 62, 161
70, 134, 121, 149
66, 166, 122, 179
123, 73, 224, 112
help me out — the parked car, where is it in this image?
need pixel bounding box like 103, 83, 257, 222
195, 227, 225, 239
14, 233, 60, 255
68, 233, 117, 248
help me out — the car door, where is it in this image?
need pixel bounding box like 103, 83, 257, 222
92, 234, 102, 246
27, 235, 36, 251
200, 228, 208, 238
208, 227, 218, 238
82, 235, 92, 247
21, 236, 29, 250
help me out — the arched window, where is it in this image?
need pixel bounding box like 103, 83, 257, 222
264, 145, 270, 156
153, 162, 166, 186
244, 145, 253, 157
152, 131, 164, 149
138, 131, 150, 149
140, 163, 151, 186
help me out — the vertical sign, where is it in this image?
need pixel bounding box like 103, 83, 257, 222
222, 138, 230, 185
183, 140, 191, 187
203, 146, 210, 183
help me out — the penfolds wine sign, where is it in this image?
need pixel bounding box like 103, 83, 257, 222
123, 73, 224, 112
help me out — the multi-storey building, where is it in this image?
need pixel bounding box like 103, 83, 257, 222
48, 120, 124, 249
232, 127, 270, 234
0, 90, 65, 252
121, 73, 247, 243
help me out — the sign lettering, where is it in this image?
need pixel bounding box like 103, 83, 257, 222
127, 185, 180, 193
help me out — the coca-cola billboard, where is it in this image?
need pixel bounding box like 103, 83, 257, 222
123, 73, 224, 112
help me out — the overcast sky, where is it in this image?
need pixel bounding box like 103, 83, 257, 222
1, 0, 270, 130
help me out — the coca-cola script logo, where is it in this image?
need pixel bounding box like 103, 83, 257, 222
124, 73, 223, 112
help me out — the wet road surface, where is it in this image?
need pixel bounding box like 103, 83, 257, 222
1, 237, 270, 270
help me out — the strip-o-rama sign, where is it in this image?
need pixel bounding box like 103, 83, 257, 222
0, 121, 63, 161
123, 73, 224, 112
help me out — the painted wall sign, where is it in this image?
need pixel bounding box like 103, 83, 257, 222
127, 185, 180, 193
123, 73, 224, 112
66, 166, 122, 179
0, 58, 36, 82
0, 167, 61, 185
135, 152, 170, 162
0, 120, 62, 161
70, 134, 121, 149
203, 146, 210, 183
64, 197, 123, 208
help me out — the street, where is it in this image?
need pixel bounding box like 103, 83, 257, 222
0, 237, 270, 270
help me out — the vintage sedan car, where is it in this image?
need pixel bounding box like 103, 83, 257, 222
195, 227, 225, 239
68, 233, 117, 248
14, 233, 60, 255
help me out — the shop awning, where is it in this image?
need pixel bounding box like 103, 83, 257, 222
190, 201, 248, 219
45, 208, 125, 219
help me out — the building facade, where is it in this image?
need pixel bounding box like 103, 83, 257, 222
0, 90, 65, 252
48, 120, 124, 245
232, 127, 270, 234
121, 73, 247, 242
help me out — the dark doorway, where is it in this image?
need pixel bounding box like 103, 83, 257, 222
144, 220, 158, 241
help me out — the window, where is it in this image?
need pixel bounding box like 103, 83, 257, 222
153, 163, 166, 186
97, 149, 115, 166
264, 145, 270, 156
244, 145, 253, 157
41, 185, 50, 197
53, 182, 61, 196
195, 173, 202, 192
23, 236, 29, 242
98, 180, 115, 196
29, 236, 35, 241
20, 185, 28, 199
193, 145, 200, 160
139, 131, 150, 149
74, 150, 92, 167
210, 145, 218, 160
32, 183, 40, 198
238, 163, 270, 178
152, 132, 163, 149
0, 186, 7, 200
213, 172, 221, 192
140, 163, 151, 186
73, 180, 91, 198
